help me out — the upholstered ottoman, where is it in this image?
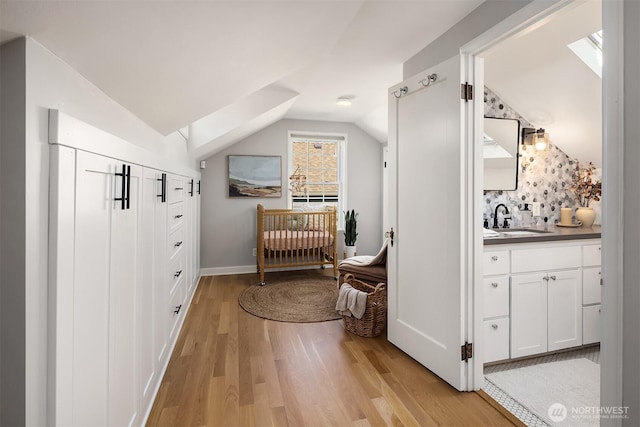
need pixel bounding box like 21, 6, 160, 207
338, 240, 387, 287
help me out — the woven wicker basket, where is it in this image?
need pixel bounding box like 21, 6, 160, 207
340, 273, 387, 338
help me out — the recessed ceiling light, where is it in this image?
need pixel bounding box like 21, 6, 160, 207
336, 95, 355, 106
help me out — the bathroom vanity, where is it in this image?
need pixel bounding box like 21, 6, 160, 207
483, 225, 601, 363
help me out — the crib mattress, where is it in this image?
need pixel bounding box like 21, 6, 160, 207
263, 230, 334, 251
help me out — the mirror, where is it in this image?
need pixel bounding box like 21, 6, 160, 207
483, 117, 520, 190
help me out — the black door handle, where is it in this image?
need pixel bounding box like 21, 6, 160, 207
157, 173, 167, 203
125, 165, 131, 209
115, 164, 127, 210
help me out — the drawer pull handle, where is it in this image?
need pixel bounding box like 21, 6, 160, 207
550, 275, 557, 281
174, 241, 183, 248
174, 270, 182, 278
174, 304, 182, 315
175, 187, 184, 190
491, 256, 498, 261
175, 214, 183, 219
491, 324, 498, 330
491, 282, 498, 288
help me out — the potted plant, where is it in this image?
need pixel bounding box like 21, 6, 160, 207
570, 161, 602, 227
344, 209, 358, 259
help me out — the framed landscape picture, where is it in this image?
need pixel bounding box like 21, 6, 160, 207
228, 155, 282, 198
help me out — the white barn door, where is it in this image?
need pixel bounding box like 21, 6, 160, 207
387, 55, 473, 391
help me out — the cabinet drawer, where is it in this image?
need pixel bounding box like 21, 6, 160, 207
483, 250, 509, 276
583, 267, 601, 305
484, 318, 510, 363
511, 246, 580, 273
168, 227, 185, 261
169, 253, 185, 296
583, 244, 602, 267
168, 177, 186, 203
168, 202, 185, 232
168, 281, 185, 341
483, 276, 509, 318
583, 305, 601, 345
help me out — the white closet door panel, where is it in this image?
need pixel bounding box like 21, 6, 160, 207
73, 151, 113, 425
109, 163, 141, 427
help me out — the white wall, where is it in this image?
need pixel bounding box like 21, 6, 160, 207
0, 37, 194, 425
619, 1, 640, 423
403, 0, 532, 78
0, 37, 26, 427
200, 118, 383, 274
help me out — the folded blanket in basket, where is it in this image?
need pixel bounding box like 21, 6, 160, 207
339, 239, 387, 268
335, 282, 367, 319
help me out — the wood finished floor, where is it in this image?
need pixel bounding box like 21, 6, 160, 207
147, 271, 517, 427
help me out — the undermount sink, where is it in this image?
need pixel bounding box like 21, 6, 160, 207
500, 228, 551, 236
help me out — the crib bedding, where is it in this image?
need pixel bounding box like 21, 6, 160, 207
262, 230, 334, 251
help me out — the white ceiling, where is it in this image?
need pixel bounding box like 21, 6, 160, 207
0, 0, 484, 158
483, 0, 602, 166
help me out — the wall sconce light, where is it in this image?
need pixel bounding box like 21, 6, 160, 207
522, 127, 550, 151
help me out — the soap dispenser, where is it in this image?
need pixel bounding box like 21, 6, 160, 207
521, 203, 533, 227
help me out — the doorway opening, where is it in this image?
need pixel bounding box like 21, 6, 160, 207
475, 1, 603, 424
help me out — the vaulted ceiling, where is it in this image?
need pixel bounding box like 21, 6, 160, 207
0, 0, 484, 159
483, 0, 602, 166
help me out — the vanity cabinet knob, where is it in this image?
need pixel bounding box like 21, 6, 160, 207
491, 282, 498, 288
491, 324, 499, 330
491, 256, 498, 261
550, 275, 557, 281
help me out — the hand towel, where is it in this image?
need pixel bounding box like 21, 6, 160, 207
336, 283, 368, 319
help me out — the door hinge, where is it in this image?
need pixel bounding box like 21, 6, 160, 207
461, 83, 473, 101
461, 342, 473, 362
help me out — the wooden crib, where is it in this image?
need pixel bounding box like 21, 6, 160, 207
257, 204, 338, 285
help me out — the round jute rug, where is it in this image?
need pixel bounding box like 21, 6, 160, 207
238, 276, 341, 322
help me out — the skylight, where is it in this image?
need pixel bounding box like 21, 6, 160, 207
568, 30, 603, 78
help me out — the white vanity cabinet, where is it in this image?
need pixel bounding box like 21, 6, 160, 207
510, 243, 583, 357
483, 237, 600, 364
582, 244, 602, 344
482, 250, 510, 363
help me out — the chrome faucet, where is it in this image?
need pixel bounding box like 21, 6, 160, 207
493, 204, 511, 229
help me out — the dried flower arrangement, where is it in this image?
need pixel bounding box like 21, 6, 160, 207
570, 161, 602, 207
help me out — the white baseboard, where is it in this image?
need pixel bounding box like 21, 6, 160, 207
200, 264, 335, 277
200, 265, 257, 276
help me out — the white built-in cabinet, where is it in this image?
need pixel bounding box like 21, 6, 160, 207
483, 238, 600, 363
582, 244, 602, 344
49, 140, 200, 426
66, 150, 142, 426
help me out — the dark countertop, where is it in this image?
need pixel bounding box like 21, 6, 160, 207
484, 224, 602, 246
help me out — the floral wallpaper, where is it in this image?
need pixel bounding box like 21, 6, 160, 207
483, 87, 600, 227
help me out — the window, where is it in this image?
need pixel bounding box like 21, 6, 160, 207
288, 132, 346, 222
568, 30, 603, 78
